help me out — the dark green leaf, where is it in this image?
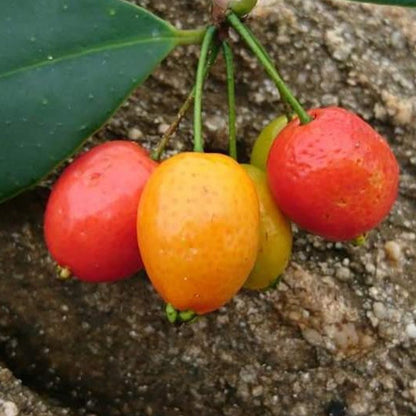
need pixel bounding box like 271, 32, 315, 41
0, 0, 197, 203
348, 0, 416, 6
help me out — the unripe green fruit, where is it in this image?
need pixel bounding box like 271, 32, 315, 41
242, 164, 293, 290
250, 115, 288, 171
229, 0, 258, 16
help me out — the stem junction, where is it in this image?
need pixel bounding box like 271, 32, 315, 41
226, 12, 311, 124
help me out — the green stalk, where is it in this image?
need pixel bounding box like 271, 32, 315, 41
174, 28, 207, 45
194, 26, 217, 152
227, 12, 312, 124
151, 42, 221, 161
222, 41, 237, 160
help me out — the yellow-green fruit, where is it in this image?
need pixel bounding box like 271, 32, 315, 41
229, 0, 258, 16
242, 164, 293, 290
250, 115, 288, 171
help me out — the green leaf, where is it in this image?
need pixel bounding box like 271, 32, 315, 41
0, 0, 201, 203
347, 0, 416, 6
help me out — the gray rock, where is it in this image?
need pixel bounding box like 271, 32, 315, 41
0, 365, 73, 416
0, 0, 416, 415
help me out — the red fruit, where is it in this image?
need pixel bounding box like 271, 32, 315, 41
267, 107, 399, 241
44, 141, 157, 282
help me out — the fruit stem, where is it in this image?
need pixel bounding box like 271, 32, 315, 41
194, 26, 218, 153
222, 41, 237, 160
226, 12, 312, 125
151, 41, 221, 161
175, 28, 207, 45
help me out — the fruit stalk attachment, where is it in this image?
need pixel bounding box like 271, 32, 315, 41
175, 28, 208, 45
222, 41, 237, 160
226, 12, 312, 125
194, 26, 218, 153
151, 41, 222, 161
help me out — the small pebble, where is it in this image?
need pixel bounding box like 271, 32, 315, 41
252, 385, 263, 397
204, 115, 226, 132
336, 266, 351, 281
365, 263, 376, 274
0, 400, 19, 416
158, 123, 169, 135
128, 127, 143, 141
406, 323, 416, 339
373, 302, 387, 320
384, 241, 401, 263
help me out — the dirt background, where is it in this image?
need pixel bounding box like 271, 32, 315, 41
0, 0, 415, 415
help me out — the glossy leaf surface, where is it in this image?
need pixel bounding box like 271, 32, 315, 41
0, 0, 180, 202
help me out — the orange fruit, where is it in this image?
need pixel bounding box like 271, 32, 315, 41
242, 164, 292, 290
137, 152, 260, 315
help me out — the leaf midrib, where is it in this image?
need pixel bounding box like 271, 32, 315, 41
0, 35, 177, 81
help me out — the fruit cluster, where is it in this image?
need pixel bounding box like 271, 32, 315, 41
44, 107, 399, 319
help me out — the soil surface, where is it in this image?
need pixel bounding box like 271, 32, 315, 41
0, 0, 416, 415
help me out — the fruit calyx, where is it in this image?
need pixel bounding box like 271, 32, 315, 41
56, 265, 72, 280
165, 304, 197, 324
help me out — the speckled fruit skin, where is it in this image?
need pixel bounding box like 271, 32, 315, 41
137, 152, 260, 315
267, 107, 400, 241
242, 164, 292, 290
44, 141, 157, 282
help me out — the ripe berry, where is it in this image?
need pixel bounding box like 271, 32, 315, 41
242, 164, 292, 290
44, 141, 157, 282
267, 107, 399, 241
137, 152, 260, 315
